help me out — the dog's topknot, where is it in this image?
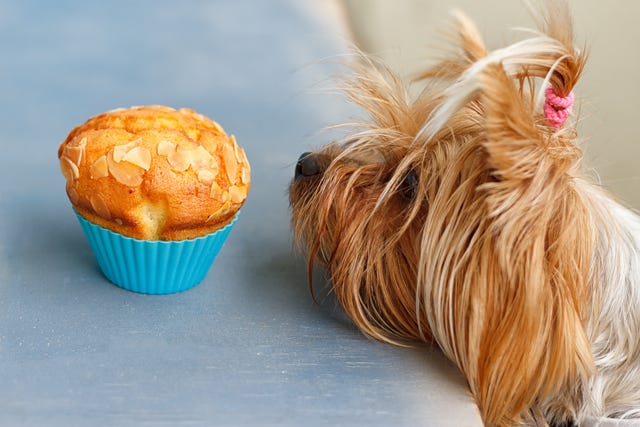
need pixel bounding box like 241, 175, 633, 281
418, 0, 586, 144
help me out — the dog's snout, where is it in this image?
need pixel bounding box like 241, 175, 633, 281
295, 152, 321, 178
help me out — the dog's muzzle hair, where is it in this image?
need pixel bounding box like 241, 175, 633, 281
289, 1, 640, 426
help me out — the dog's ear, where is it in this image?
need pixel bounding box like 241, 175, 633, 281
420, 61, 594, 425
478, 62, 594, 425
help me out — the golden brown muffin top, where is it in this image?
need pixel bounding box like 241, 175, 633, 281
58, 105, 250, 240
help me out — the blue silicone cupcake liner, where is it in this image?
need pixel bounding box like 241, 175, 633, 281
75, 211, 238, 294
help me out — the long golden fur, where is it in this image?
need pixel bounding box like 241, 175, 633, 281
289, 1, 640, 426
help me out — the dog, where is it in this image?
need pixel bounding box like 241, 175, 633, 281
289, 1, 640, 426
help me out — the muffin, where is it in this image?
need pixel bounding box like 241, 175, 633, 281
58, 105, 250, 294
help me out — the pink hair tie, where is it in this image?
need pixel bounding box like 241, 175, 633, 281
544, 85, 574, 128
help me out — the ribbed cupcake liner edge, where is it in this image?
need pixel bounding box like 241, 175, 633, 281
75, 211, 238, 294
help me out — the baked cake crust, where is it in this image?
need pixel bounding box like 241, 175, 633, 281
58, 105, 250, 240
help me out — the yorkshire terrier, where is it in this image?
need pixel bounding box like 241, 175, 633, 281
289, 1, 640, 426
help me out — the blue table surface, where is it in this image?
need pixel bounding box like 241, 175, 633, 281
0, 1, 482, 426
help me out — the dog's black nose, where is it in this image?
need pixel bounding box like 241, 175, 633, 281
295, 152, 321, 178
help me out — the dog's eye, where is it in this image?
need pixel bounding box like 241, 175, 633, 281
399, 170, 418, 201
